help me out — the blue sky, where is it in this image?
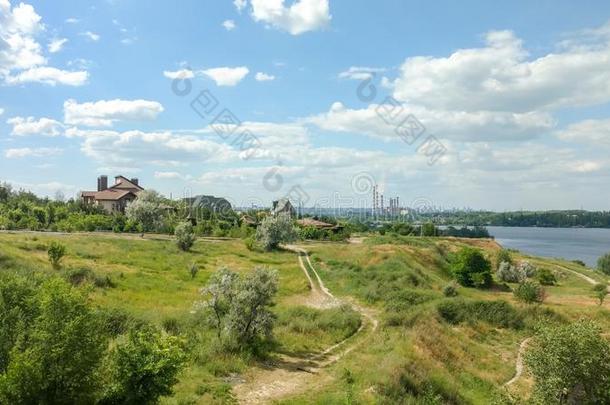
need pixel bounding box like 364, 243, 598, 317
2, 0, 610, 210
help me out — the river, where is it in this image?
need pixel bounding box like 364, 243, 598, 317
487, 226, 610, 268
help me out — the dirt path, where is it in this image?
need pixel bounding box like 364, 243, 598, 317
232, 245, 378, 404
505, 264, 606, 387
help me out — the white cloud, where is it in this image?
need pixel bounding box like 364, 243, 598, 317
7, 116, 64, 136
48, 37, 68, 53
65, 17, 79, 24
5, 147, 62, 158
0, 0, 45, 75
338, 66, 386, 80
307, 102, 554, 142
555, 118, 610, 146
234, 0, 247, 12
64, 99, 164, 127
163, 69, 194, 79
0, 1, 89, 86
0, 108, 4, 116
255, 71, 275, 81
154, 171, 184, 180
249, 0, 331, 35
80, 31, 100, 41
391, 27, 610, 112
5, 66, 88, 86
222, 19, 236, 31
571, 161, 603, 173
201, 66, 249, 86
79, 129, 236, 166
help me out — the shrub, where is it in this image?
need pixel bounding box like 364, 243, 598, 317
572, 259, 586, 267
592, 283, 608, 306
496, 249, 513, 269
442, 282, 458, 297
517, 261, 537, 277
514, 280, 546, 304
451, 247, 492, 288
597, 252, 610, 275
437, 299, 523, 329
524, 320, 610, 404
47, 241, 67, 269
255, 214, 297, 251
102, 327, 186, 404
175, 222, 196, 251
536, 268, 556, 286
189, 262, 199, 280
199, 267, 278, 352
496, 261, 525, 283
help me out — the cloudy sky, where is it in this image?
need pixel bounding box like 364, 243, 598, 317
1, 0, 610, 210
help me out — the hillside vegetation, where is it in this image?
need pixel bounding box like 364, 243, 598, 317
0, 231, 608, 404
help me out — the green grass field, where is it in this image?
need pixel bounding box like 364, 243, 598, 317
0, 231, 608, 404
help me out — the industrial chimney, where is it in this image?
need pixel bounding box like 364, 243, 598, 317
97, 175, 108, 191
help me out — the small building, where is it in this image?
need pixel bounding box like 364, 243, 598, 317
81, 175, 143, 214
296, 218, 343, 232
271, 198, 296, 218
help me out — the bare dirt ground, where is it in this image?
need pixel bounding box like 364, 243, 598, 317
232, 245, 378, 404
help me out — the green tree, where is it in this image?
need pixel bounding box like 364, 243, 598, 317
597, 252, 610, 275
592, 283, 608, 306
536, 268, 557, 286
513, 280, 546, 304
0, 278, 106, 404
451, 247, 492, 288
200, 267, 278, 351
255, 214, 297, 251
47, 241, 67, 269
125, 190, 166, 233
174, 221, 196, 251
524, 320, 610, 404
101, 328, 186, 405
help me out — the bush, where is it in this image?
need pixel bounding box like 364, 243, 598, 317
592, 283, 608, 306
451, 247, 492, 288
496, 249, 513, 269
496, 261, 525, 283
255, 214, 297, 251
513, 280, 546, 304
524, 320, 610, 404
442, 282, 458, 297
102, 327, 186, 404
47, 241, 67, 269
199, 267, 279, 352
517, 261, 537, 278
597, 252, 610, 275
437, 299, 523, 329
175, 221, 196, 251
189, 262, 199, 280
536, 268, 556, 286
572, 259, 586, 267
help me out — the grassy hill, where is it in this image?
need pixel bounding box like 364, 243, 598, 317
0, 232, 607, 404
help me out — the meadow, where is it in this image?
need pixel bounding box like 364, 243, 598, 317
0, 231, 608, 404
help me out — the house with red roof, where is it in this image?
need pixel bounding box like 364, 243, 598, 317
81, 175, 144, 214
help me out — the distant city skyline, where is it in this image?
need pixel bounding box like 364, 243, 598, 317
2, 0, 610, 210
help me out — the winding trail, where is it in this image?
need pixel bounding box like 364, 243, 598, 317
504, 265, 607, 387
232, 245, 378, 404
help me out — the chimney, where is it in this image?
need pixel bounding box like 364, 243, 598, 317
131, 178, 139, 186
97, 175, 108, 191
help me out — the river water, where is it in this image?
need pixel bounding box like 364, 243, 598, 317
487, 226, 610, 268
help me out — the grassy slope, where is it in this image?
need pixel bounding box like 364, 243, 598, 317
0, 232, 608, 404
0, 232, 358, 404
281, 237, 610, 404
